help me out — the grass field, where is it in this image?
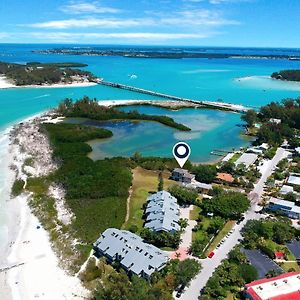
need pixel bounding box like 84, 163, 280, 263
190, 205, 201, 220
122, 167, 175, 231
205, 221, 235, 255
264, 240, 296, 260
280, 261, 300, 272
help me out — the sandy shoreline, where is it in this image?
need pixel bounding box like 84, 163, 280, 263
0, 114, 88, 300
98, 99, 203, 109
0, 76, 97, 89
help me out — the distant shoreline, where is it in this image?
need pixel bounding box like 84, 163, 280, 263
0, 75, 97, 89
34, 49, 300, 61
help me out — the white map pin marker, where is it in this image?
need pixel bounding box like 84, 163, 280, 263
173, 142, 191, 168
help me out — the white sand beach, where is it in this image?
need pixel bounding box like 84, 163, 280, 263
0, 114, 88, 300
0, 75, 97, 89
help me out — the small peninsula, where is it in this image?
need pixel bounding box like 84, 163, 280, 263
0, 61, 98, 88
271, 69, 300, 82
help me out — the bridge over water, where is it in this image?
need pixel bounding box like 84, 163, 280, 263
97, 80, 251, 113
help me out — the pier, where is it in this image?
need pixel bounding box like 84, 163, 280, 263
98, 80, 250, 113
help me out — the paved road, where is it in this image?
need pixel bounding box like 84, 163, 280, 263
178, 147, 290, 300
180, 206, 197, 248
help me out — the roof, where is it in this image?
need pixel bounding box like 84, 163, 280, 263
286, 240, 300, 260
280, 185, 294, 195
173, 168, 189, 175
245, 272, 300, 300
269, 197, 300, 214
145, 191, 180, 232
216, 172, 234, 183
172, 168, 195, 179
247, 147, 263, 154
185, 182, 212, 190
287, 174, 300, 186
274, 251, 285, 258
94, 228, 169, 277
222, 152, 235, 162
235, 152, 258, 168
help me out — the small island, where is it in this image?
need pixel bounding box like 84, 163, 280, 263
0, 61, 99, 88
271, 69, 300, 82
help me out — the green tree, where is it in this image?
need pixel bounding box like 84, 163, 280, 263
202, 191, 250, 219
238, 264, 258, 283
168, 185, 198, 205
241, 109, 258, 127
158, 172, 164, 191
192, 165, 217, 184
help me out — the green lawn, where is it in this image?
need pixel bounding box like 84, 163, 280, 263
264, 240, 296, 260
192, 217, 212, 242
229, 152, 242, 163
205, 221, 235, 255
280, 261, 300, 272
122, 167, 175, 231
190, 206, 201, 220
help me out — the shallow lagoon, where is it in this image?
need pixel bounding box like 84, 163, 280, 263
76, 106, 252, 163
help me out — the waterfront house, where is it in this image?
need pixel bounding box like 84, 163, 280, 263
171, 168, 195, 184
93, 228, 169, 279
235, 153, 258, 168
144, 191, 180, 233
246, 143, 269, 155
268, 197, 300, 219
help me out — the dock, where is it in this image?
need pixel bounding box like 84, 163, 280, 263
98, 80, 250, 113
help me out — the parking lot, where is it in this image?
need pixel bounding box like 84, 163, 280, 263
242, 249, 283, 278
286, 240, 300, 260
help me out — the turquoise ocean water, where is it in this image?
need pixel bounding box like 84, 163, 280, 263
0, 44, 300, 248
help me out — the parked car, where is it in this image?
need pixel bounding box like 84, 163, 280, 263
237, 216, 245, 224
208, 251, 215, 258
176, 285, 185, 298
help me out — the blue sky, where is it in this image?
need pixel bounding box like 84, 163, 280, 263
0, 0, 299, 47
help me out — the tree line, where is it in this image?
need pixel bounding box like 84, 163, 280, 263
57, 97, 191, 132
0, 61, 95, 86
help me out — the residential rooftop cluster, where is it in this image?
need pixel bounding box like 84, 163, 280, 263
93, 228, 169, 279
144, 190, 180, 233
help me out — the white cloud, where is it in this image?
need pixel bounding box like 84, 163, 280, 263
60, 1, 120, 14
162, 9, 239, 26
209, 0, 251, 4
27, 9, 238, 29
29, 31, 210, 41
0, 32, 10, 39
28, 18, 155, 29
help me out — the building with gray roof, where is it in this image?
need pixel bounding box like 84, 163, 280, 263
144, 191, 180, 233
235, 153, 258, 168
268, 197, 300, 219
287, 173, 300, 187
171, 168, 195, 184
93, 228, 169, 279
